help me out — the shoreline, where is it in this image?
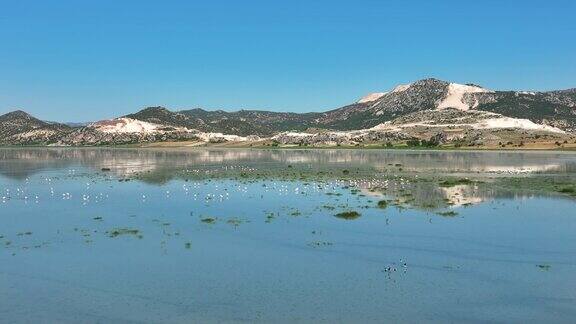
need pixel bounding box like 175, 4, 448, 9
1, 142, 576, 152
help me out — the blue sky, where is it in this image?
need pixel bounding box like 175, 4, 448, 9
1, 0, 575, 121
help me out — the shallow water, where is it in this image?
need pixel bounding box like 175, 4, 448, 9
1, 148, 575, 323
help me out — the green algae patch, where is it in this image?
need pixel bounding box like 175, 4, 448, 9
201, 217, 216, 224
107, 228, 141, 238
439, 178, 475, 187
334, 211, 361, 220
226, 217, 248, 227
377, 200, 388, 209
496, 177, 576, 198
437, 211, 458, 217
264, 212, 276, 223
557, 186, 576, 195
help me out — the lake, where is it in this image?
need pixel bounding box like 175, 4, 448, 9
1, 148, 575, 323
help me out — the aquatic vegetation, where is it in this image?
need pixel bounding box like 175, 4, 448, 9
350, 188, 360, 195
107, 228, 141, 238
264, 212, 276, 223
377, 200, 388, 209
439, 178, 474, 187
487, 177, 576, 201
557, 186, 576, 195
334, 211, 361, 220
226, 217, 247, 227
437, 211, 458, 217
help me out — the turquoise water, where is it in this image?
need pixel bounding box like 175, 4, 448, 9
1, 148, 575, 323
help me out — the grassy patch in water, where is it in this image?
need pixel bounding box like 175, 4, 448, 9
557, 186, 576, 195
439, 178, 475, 187
377, 200, 388, 209
107, 228, 141, 238
264, 212, 276, 223
437, 211, 458, 217
226, 217, 247, 227
334, 211, 361, 220
497, 177, 576, 198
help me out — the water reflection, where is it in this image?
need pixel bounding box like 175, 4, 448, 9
1, 148, 575, 210
2, 148, 576, 179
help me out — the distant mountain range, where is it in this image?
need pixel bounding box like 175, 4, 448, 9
1, 78, 575, 147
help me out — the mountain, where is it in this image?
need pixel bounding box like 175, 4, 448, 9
121, 78, 576, 134
1, 78, 575, 147
177, 108, 320, 136
0, 110, 72, 145
315, 78, 576, 131
124, 107, 192, 128
473, 90, 576, 131
57, 117, 200, 146
272, 109, 568, 147
122, 106, 322, 136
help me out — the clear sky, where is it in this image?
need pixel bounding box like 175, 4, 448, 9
1, 0, 575, 121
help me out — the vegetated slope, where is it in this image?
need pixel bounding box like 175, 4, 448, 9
474, 90, 576, 132
2, 78, 575, 146
0, 110, 72, 145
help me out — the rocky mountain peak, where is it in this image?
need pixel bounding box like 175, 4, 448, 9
0, 110, 36, 121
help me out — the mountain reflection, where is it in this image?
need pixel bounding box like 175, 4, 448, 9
2, 148, 576, 180
1, 148, 575, 211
